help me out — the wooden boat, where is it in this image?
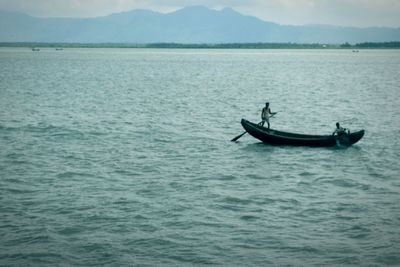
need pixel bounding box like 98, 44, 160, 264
241, 119, 364, 147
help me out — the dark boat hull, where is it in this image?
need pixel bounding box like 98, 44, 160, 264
241, 119, 364, 147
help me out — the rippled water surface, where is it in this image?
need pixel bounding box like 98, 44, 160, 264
1, 48, 400, 266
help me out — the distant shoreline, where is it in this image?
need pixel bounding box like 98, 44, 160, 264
1, 42, 399, 49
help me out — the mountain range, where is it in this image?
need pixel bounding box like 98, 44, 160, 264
1, 6, 399, 44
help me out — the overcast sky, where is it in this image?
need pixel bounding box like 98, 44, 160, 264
0, 0, 399, 27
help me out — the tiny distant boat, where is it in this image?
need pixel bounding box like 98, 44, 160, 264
32, 48, 40, 51
55, 48, 63, 51
241, 119, 364, 147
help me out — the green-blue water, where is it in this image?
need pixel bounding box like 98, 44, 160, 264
1, 48, 400, 266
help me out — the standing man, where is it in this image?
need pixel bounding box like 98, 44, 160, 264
260, 102, 276, 129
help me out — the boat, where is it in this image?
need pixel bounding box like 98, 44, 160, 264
241, 119, 364, 147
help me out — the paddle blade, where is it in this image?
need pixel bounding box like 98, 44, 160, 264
231, 131, 246, 142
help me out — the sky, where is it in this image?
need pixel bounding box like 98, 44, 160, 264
0, 0, 399, 27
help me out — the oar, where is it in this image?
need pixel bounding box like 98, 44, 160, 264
231, 113, 277, 142
231, 130, 249, 142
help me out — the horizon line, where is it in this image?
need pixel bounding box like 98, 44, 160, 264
1, 41, 400, 49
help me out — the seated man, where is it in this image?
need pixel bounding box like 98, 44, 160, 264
333, 122, 349, 136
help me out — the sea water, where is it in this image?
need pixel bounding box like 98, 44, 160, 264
0, 48, 399, 266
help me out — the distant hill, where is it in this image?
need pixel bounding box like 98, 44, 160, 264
1, 6, 399, 44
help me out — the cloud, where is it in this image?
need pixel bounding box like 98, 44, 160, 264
0, 0, 399, 27
236, 0, 400, 27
